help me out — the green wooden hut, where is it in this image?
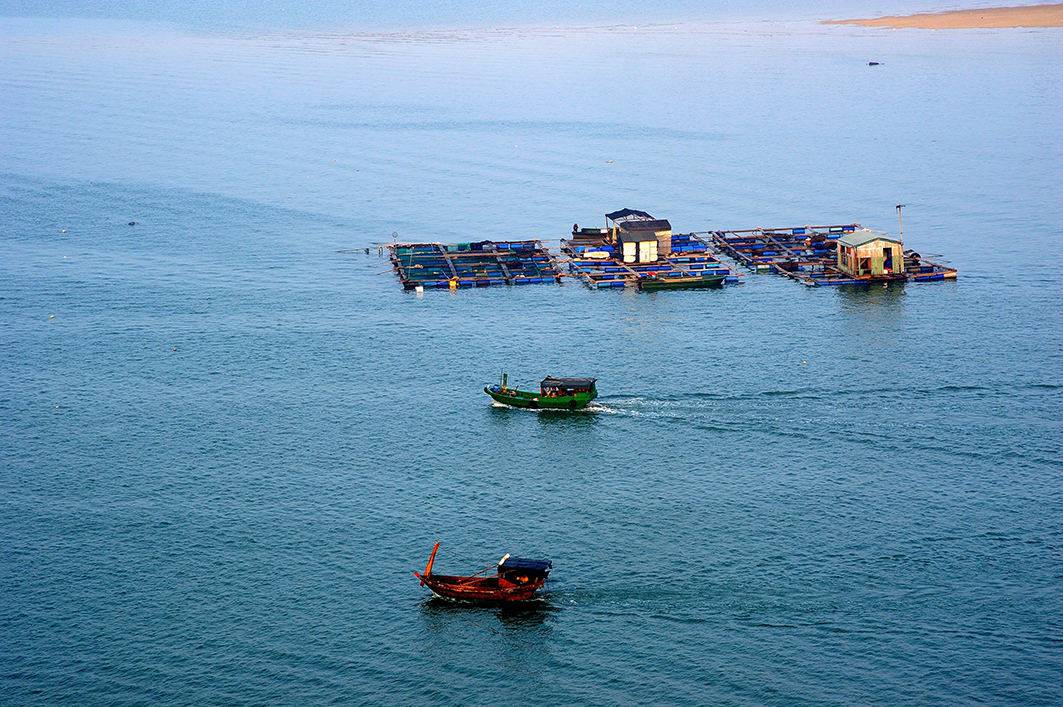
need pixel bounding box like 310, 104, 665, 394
836, 230, 904, 278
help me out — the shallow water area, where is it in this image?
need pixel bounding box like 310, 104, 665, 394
1, 7, 1062, 707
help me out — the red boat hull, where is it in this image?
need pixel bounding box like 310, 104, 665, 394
414, 572, 545, 602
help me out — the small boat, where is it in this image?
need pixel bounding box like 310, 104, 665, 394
638, 273, 725, 291
413, 542, 552, 602
484, 373, 598, 410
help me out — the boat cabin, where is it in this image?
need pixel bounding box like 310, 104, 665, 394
836, 230, 905, 277
540, 377, 597, 397
498, 557, 552, 585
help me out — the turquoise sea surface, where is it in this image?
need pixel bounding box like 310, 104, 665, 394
1, 3, 1061, 705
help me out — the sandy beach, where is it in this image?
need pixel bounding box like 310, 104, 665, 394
827, 3, 1063, 28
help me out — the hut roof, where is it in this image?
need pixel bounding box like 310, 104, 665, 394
837, 230, 902, 248
618, 219, 672, 232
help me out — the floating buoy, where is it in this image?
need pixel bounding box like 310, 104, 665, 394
50, 315, 54, 319
802, 360, 807, 364
62, 229, 66, 233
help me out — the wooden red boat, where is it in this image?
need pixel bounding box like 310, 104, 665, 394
413, 542, 552, 602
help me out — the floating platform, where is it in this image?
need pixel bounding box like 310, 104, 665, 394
384, 222, 955, 291
709, 225, 957, 286
560, 231, 743, 290
388, 240, 560, 290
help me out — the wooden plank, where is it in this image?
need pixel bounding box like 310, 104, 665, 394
494, 254, 514, 284
435, 243, 460, 280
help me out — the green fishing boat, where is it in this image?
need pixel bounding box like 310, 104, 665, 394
638, 273, 726, 291
485, 373, 598, 410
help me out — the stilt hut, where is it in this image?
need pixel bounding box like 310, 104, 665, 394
616, 228, 660, 263
836, 230, 904, 278
615, 218, 672, 261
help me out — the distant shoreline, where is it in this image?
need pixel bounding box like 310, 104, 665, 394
826, 3, 1063, 28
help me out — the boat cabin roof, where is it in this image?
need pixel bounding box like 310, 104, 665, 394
540, 377, 597, 389
500, 557, 552, 574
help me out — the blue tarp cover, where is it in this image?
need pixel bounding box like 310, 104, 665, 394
500, 557, 552, 573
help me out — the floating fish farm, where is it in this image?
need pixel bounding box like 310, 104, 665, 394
709, 224, 958, 286
388, 240, 560, 290
383, 210, 956, 291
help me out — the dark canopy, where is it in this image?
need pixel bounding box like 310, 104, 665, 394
606, 208, 653, 221
500, 557, 552, 574
541, 377, 597, 391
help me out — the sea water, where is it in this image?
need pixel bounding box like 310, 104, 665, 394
1, 4, 1061, 705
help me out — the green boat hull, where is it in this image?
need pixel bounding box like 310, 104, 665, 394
484, 385, 596, 410
638, 273, 726, 291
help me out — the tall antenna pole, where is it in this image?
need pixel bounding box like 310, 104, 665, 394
896, 204, 906, 240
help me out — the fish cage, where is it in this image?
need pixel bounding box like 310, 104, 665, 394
388, 240, 561, 290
